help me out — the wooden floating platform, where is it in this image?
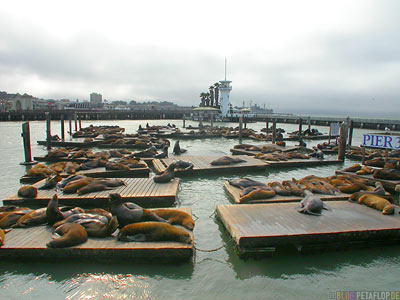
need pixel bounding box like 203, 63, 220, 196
335, 170, 400, 191
37, 140, 101, 148
216, 201, 400, 257
230, 145, 302, 156
223, 181, 350, 204
0, 208, 193, 263
263, 158, 343, 168
33, 156, 87, 163
98, 143, 151, 149
5, 178, 180, 208
152, 155, 269, 176
75, 167, 150, 178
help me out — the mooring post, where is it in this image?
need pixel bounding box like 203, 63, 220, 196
78, 114, 82, 130
46, 112, 51, 150
183, 114, 186, 128
239, 115, 243, 144
266, 119, 269, 132
61, 114, 65, 140
272, 119, 277, 144
210, 113, 214, 128
20, 122, 37, 165
69, 114, 72, 136
298, 118, 303, 134
74, 112, 78, 132
308, 116, 311, 131
338, 121, 348, 161
348, 120, 354, 146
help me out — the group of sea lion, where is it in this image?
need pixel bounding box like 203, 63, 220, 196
0, 193, 194, 248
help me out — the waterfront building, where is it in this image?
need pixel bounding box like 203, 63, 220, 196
90, 92, 102, 107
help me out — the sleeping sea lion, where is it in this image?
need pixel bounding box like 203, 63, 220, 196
0, 209, 33, 229
343, 164, 362, 173
46, 223, 88, 248
153, 163, 176, 184
84, 208, 112, 220
38, 174, 63, 190
53, 213, 109, 228
12, 207, 47, 228
46, 194, 64, 225
358, 194, 394, 215
76, 182, 113, 195
174, 160, 194, 171
109, 194, 168, 228
17, 186, 38, 198
62, 178, 94, 194
282, 180, 304, 196
58, 175, 85, 188
239, 186, 276, 203
118, 221, 192, 244
0, 228, 4, 246
75, 216, 119, 237
152, 209, 195, 231
297, 190, 329, 216
210, 156, 245, 166
268, 182, 291, 196
154, 145, 169, 158
228, 178, 267, 189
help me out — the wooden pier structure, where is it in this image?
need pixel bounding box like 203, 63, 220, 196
216, 201, 400, 257
335, 170, 400, 191
0, 208, 193, 263
223, 181, 350, 204
37, 140, 101, 148
5, 178, 180, 207
152, 155, 269, 176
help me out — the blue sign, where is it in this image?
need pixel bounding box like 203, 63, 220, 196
362, 134, 400, 149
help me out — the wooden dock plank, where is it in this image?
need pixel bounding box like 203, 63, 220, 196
216, 201, 400, 255
0, 208, 194, 263
223, 181, 350, 204
153, 155, 269, 177
3, 178, 179, 207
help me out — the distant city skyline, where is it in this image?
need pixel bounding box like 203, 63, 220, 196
1, 0, 400, 118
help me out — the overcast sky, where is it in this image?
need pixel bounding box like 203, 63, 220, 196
1, 0, 399, 117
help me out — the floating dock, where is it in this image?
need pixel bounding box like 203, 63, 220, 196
5, 178, 180, 207
263, 157, 343, 168
152, 155, 269, 176
33, 156, 88, 163
230, 144, 302, 156
335, 170, 400, 191
0, 208, 193, 263
223, 181, 350, 204
216, 201, 400, 257
37, 140, 101, 148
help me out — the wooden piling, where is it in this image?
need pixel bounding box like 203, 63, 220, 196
338, 121, 348, 161
20, 122, 37, 165
298, 118, 303, 134
307, 116, 311, 131
74, 112, 78, 132
45, 112, 51, 150
69, 114, 72, 136
272, 119, 277, 144
183, 114, 186, 128
61, 114, 65, 140
348, 120, 354, 146
266, 119, 269, 132
239, 115, 243, 144
78, 114, 82, 130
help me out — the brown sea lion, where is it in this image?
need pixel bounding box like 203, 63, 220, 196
373, 169, 400, 181
152, 209, 195, 231
75, 216, 118, 237
228, 178, 267, 189
0, 228, 4, 246
268, 182, 291, 196
46, 223, 88, 248
17, 186, 38, 198
358, 194, 394, 214
210, 156, 245, 166
53, 213, 109, 228
174, 160, 194, 171
76, 182, 112, 195
105, 162, 131, 171
153, 163, 176, 184
12, 207, 47, 228
84, 208, 112, 220
109, 194, 168, 228
0, 209, 33, 229
297, 190, 329, 216
46, 194, 64, 225
343, 164, 362, 173
239, 186, 276, 203
62, 178, 94, 194
282, 180, 304, 196
349, 191, 394, 203
118, 221, 192, 244
38, 174, 63, 190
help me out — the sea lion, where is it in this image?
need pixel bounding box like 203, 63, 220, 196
46, 194, 64, 225
154, 145, 169, 158
297, 190, 329, 216
76, 182, 113, 195
46, 223, 88, 248
109, 194, 168, 228
38, 174, 63, 190
84, 208, 112, 220
0, 228, 4, 246
153, 163, 176, 184
343, 164, 362, 173
173, 140, 187, 155
358, 194, 394, 215
174, 160, 194, 171
282, 180, 304, 196
239, 186, 276, 203
118, 221, 192, 244
268, 182, 291, 196
373, 169, 400, 181
17, 186, 38, 198
53, 213, 109, 228
105, 162, 131, 171
58, 175, 85, 188
0, 209, 33, 228
62, 177, 94, 194
228, 178, 267, 189
152, 209, 195, 231
12, 207, 47, 228
210, 156, 245, 166
75, 216, 119, 237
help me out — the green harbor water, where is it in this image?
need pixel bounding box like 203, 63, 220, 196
0, 119, 399, 300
